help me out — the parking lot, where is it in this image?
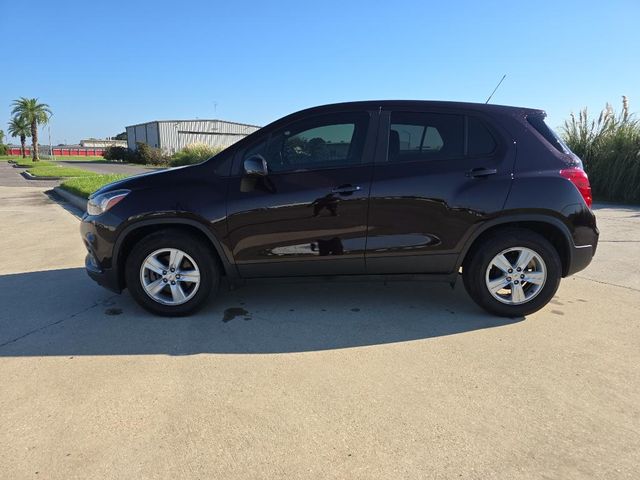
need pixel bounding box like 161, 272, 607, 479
0, 181, 638, 479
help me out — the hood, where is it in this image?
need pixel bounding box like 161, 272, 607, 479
89, 164, 199, 199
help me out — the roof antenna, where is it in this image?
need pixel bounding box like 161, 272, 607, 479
485, 74, 507, 104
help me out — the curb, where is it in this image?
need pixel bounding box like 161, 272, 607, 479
53, 187, 88, 212
21, 171, 62, 180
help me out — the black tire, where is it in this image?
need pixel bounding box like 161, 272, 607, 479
125, 229, 219, 316
462, 228, 561, 317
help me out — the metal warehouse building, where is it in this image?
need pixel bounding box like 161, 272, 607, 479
125, 119, 261, 154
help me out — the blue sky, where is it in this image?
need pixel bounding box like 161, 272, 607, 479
2, 0, 639, 144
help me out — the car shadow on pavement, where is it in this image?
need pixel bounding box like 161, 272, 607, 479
0, 267, 523, 356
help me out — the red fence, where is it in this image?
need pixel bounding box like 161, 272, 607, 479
8, 147, 106, 157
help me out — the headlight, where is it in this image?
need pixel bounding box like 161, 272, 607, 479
87, 189, 130, 216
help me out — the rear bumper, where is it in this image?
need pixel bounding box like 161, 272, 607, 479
562, 202, 598, 277
565, 243, 596, 276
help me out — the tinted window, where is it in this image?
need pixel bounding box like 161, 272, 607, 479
467, 116, 497, 156
527, 114, 570, 154
389, 112, 464, 162
267, 113, 369, 173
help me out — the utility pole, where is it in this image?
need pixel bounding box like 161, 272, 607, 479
48, 124, 54, 160
46, 113, 54, 160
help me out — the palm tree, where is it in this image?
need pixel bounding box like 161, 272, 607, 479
8, 116, 32, 158
11, 97, 52, 161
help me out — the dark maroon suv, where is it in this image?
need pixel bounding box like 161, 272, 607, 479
80, 101, 598, 317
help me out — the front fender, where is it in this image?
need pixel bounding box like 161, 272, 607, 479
112, 214, 238, 280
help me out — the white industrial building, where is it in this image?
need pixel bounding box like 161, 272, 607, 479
125, 119, 261, 154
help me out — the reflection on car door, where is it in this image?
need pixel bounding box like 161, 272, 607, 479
227, 111, 378, 277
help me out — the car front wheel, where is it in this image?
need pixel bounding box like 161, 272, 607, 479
125, 229, 219, 316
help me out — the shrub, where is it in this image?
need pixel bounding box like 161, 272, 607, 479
170, 143, 225, 167
136, 142, 170, 166
0, 144, 8, 155
562, 96, 640, 204
103, 146, 131, 162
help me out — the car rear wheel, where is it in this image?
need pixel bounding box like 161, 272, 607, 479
125, 229, 219, 316
463, 228, 561, 317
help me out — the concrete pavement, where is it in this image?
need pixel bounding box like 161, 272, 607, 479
577, 203, 640, 291
0, 184, 638, 479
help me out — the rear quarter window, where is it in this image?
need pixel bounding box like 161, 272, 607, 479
527, 114, 571, 154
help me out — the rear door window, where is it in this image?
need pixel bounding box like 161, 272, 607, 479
389, 112, 464, 162
388, 112, 500, 162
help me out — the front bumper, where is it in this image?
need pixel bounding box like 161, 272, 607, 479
85, 253, 122, 293
81, 215, 123, 293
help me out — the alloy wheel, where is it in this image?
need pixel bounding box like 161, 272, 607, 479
484, 247, 547, 305
139, 248, 201, 305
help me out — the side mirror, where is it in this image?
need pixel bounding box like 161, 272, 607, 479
243, 155, 268, 177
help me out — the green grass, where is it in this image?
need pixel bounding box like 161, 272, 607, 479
26, 165, 97, 178
14, 159, 55, 168
60, 174, 128, 198
0, 155, 21, 161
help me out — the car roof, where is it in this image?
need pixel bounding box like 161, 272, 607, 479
289, 100, 544, 117
248, 100, 546, 140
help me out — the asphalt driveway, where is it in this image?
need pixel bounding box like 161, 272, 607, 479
0, 161, 60, 188
0, 184, 638, 479
0, 160, 155, 189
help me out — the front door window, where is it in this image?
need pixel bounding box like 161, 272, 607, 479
266, 113, 369, 173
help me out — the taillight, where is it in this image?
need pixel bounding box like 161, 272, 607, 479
560, 167, 592, 208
